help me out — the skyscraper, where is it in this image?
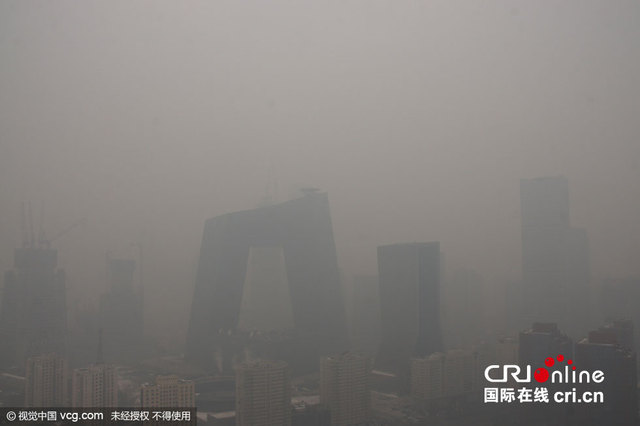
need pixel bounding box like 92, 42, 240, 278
574, 328, 638, 425
235, 360, 291, 426
186, 192, 347, 372
25, 353, 68, 407
518, 323, 573, 369
520, 176, 591, 336
375, 242, 443, 384
320, 353, 371, 426
0, 247, 67, 369
71, 363, 118, 408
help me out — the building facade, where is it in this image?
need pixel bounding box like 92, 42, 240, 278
375, 242, 443, 385
186, 192, 347, 373
71, 363, 118, 407
140, 375, 195, 408
320, 353, 371, 426
520, 176, 591, 336
235, 360, 291, 426
0, 248, 67, 369
25, 353, 68, 407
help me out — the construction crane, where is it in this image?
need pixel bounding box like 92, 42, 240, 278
42, 217, 87, 248
20, 202, 87, 249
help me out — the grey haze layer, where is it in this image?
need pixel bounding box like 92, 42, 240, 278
186, 192, 347, 371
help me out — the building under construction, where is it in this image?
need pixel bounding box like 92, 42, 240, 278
0, 246, 68, 370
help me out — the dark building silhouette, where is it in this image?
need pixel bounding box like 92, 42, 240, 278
574, 328, 638, 426
0, 247, 67, 370
518, 323, 573, 368
520, 176, 591, 337
600, 277, 640, 360
186, 192, 347, 372
518, 323, 574, 425
99, 258, 143, 361
375, 242, 443, 386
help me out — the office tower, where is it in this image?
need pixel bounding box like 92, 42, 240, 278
0, 247, 67, 369
71, 363, 118, 407
600, 277, 640, 358
25, 353, 68, 407
602, 319, 634, 351
349, 275, 381, 358
495, 337, 518, 365
520, 176, 591, 336
411, 353, 445, 400
518, 323, 573, 368
375, 242, 443, 384
320, 353, 371, 426
235, 360, 291, 426
186, 192, 347, 372
140, 375, 195, 408
411, 349, 479, 401
99, 258, 143, 361
574, 328, 638, 426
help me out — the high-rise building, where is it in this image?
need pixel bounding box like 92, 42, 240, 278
495, 337, 518, 365
411, 349, 480, 401
140, 375, 195, 408
25, 353, 68, 407
518, 323, 573, 368
375, 242, 443, 384
600, 277, 640, 359
235, 360, 291, 426
0, 248, 67, 369
411, 353, 444, 400
99, 258, 143, 362
320, 353, 371, 426
186, 192, 347, 372
71, 363, 118, 408
574, 328, 638, 425
520, 176, 591, 336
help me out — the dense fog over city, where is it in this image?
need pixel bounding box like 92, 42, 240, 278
2, 0, 638, 350
0, 3, 639, 423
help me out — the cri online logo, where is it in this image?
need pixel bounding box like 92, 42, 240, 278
485, 355, 605, 384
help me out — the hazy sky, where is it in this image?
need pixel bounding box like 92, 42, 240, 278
1, 1, 639, 345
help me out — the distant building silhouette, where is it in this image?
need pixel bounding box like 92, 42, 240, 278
375, 242, 443, 386
600, 277, 640, 360
186, 192, 347, 373
411, 349, 483, 402
140, 375, 195, 408
574, 327, 638, 426
0, 248, 67, 369
520, 176, 591, 336
518, 322, 573, 368
235, 360, 291, 426
518, 323, 574, 424
25, 353, 68, 407
320, 352, 371, 426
